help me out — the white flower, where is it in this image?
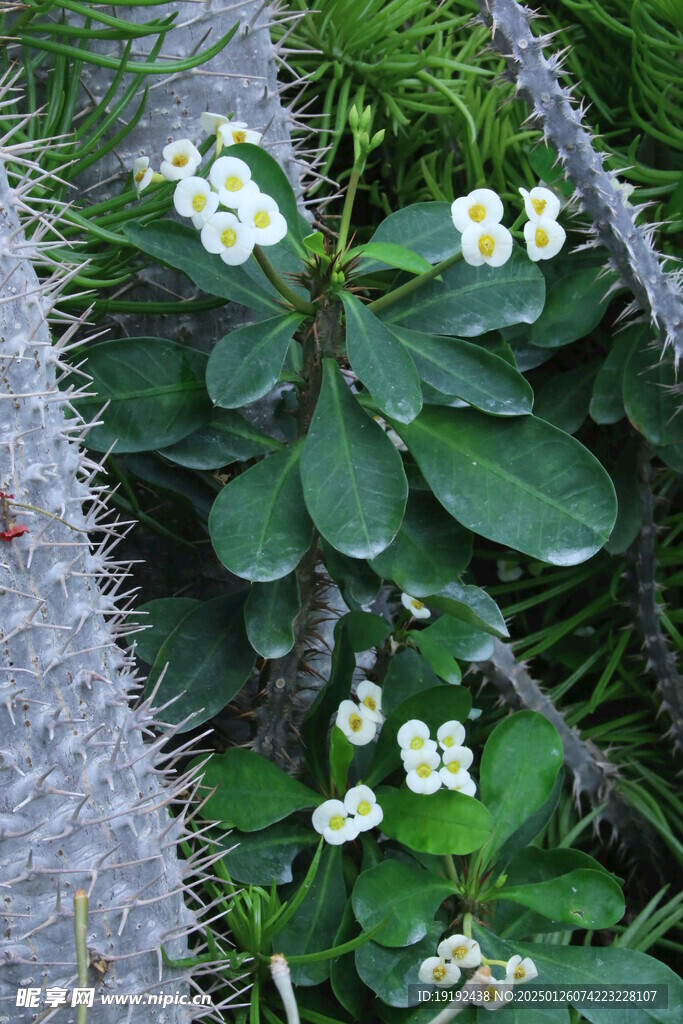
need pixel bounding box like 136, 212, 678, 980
397, 719, 431, 752
336, 699, 376, 745
497, 558, 523, 582
401, 593, 431, 619
173, 176, 219, 228
160, 139, 201, 180
311, 799, 359, 845
418, 957, 461, 987
402, 741, 439, 768
437, 720, 466, 751
344, 784, 383, 831
440, 770, 477, 796
523, 217, 566, 262
132, 157, 153, 195
506, 955, 538, 985
437, 935, 482, 969
209, 155, 259, 208
218, 120, 263, 148
441, 745, 474, 775
405, 748, 442, 794
356, 681, 383, 723
238, 192, 288, 246
200, 111, 229, 135
451, 188, 504, 233
461, 222, 513, 268
519, 186, 560, 223
479, 978, 513, 1011
200, 212, 255, 266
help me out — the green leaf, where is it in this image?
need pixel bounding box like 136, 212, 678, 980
300, 359, 408, 558
366, 685, 471, 787
589, 327, 640, 425
479, 711, 563, 865
322, 541, 382, 608
428, 582, 509, 639
206, 313, 304, 409
415, 616, 495, 662
370, 491, 472, 598
330, 901, 368, 1019
76, 337, 211, 453
379, 788, 492, 856
191, 748, 320, 830
623, 343, 683, 446
396, 406, 617, 566
604, 439, 643, 555
123, 220, 280, 313
131, 598, 200, 664
229, 142, 304, 247
409, 632, 462, 684
529, 266, 617, 348
495, 869, 624, 929
245, 573, 301, 658
351, 241, 434, 276
355, 925, 444, 1007
381, 249, 545, 337
329, 726, 354, 794
301, 616, 357, 788
343, 611, 392, 653
352, 860, 455, 947
342, 293, 422, 424
279, 845, 346, 985
220, 820, 318, 884
303, 231, 327, 258
391, 326, 533, 416
145, 595, 255, 729
534, 363, 598, 435
491, 770, 564, 875
368, 202, 460, 265
209, 443, 313, 582
381, 649, 442, 717
159, 408, 282, 469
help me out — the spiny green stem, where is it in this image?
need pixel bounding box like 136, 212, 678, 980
252, 246, 315, 315
368, 249, 464, 314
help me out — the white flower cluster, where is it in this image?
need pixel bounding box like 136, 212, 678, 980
419, 934, 482, 987
312, 785, 383, 845
335, 681, 383, 746
398, 719, 476, 796
451, 185, 565, 267
130, 116, 287, 266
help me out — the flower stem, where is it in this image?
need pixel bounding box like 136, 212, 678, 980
367, 249, 464, 315
445, 855, 460, 885
463, 911, 473, 939
252, 246, 315, 316
337, 163, 362, 255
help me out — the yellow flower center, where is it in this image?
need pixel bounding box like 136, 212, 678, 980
254, 210, 271, 229
514, 965, 526, 980
452, 945, 467, 961
535, 228, 549, 248
221, 228, 237, 248
531, 197, 547, 215
443, 736, 454, 748
134, 169, 146, 183
192, 194, 206, 212
225, 175, 243, 192
410, 737, 423, 750
363, 696, 376, 711
172, 154, 189, 167
349, 713, 363, 732
411, 598, 425, 610
468, 203, 486, 222
484, 986, 499, 1003
329, 815, 345, 831
232, 129, 246, 144
447, 760, 461, 774
478, 234, 495, 257
357, 800, 371, 816
433, 964, 447, 981
416, 764, 431, 778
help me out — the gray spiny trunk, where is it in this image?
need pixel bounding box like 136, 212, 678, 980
477, 0, 683, 360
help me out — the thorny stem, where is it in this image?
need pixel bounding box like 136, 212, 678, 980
367, 249, 464, 314
252, 246, 315, 316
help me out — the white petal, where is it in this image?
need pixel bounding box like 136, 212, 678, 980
360, 803, 383, 830
397, 719, 430, 748
418, 957, 443, 984
437, 936, 482, 969
442, 745, 474, 773
460, 224, 486, 266
524, 218, 565, 261
506, 955, 538, 984
200, 223, 225, 254
311, 799, 345, 834
343, 784, 375, 815
356, 681, 383, 722
437, 720, 466, 749
402, 746, 441, 771
254, 210, 288, 246
520, 185, 560, 223
160, 159, 198, 181
323, 826, 349, 845
220, 243, 253, 266
451, 188, 503, 233
238, 190, 279, 224
479, 979, 512, 1011
191, 192, 219, 228
406, 769, 442, 794
135, 167, 153, 195
200, 111, 228, 134
400, 592, 430, 618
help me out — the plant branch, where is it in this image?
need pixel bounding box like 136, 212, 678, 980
252, 246, 315, 315
367, 249, 463, 314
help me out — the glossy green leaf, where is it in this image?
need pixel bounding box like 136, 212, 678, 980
534, 363, 598, 435
623, 343, 683, 446
409, 632, 462, 684
160, 408, 282, 469
368, 202, 460, 265
77, 337, 211, 453
391, 326, 533, 416
428, 582, 509, 639
131, 598, 200, 665
381, 649, 442, 717
245, 572, 301, 658
492, 770, 564, 875
330, 901, 368, 1019
379, 788, 492, 855
495, 868, 624, 929
396, 406, 617, 566
342, 293, 422, 424
301, 616, 357, 787
351, 241, 434, 276
191, 747, 320, 830
279, 845, 346, 985
329, 726, 354, 794
589, 328, 640, 425
303, 231, 327, 257
415, 615, 495, 662
352, 860, 455, 947
479, 711, 563, 865
370, 491, 472, 598
300, 360, 408, 558
145, 595, 255, 729
529, 266, 617, 348
230, 142, 304, 246
209, 443, 313, 581
123, 220, 280, 313
207, 313, 304, 409
355, 925, 443, 1008
366, 685, 471, 787
381, 250, 545, 337
322, 541, 382, 608
343, 611, 392, 652
604, 439, 643, 555
220, 820, 318, 884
